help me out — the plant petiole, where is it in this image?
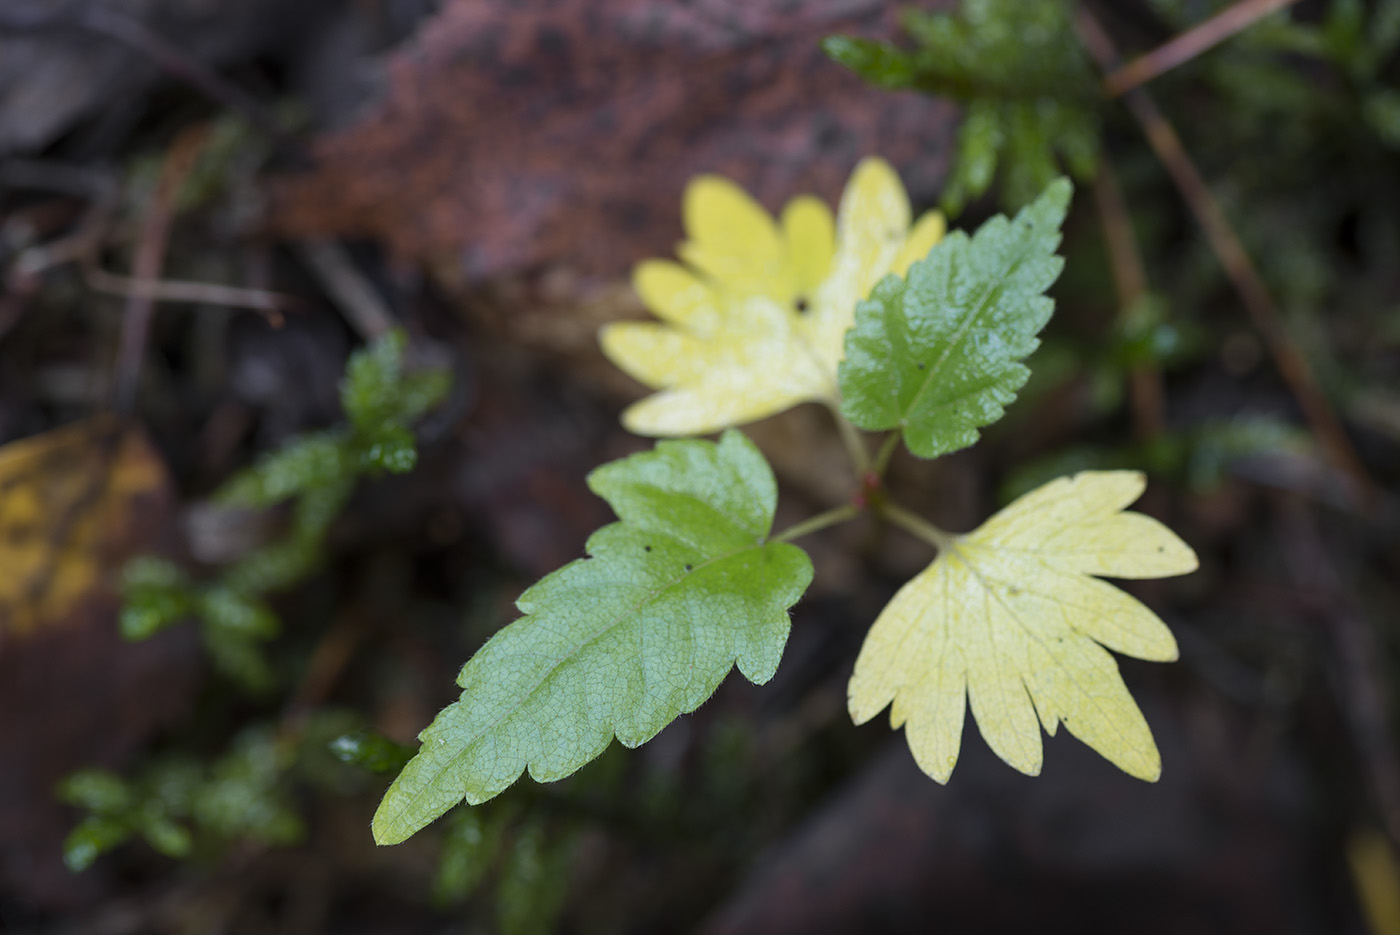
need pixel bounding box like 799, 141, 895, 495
878, 501, 955, 551
772, 504, 861, 544
872, 432, 900, 478
829, 404, 872, 474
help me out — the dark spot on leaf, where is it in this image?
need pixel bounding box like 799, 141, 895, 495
684, 564, 692, 572
794, 297, 809, 313
1157, 546, 1164, 553
916, 362, 926, 370
644, 545, 652, 552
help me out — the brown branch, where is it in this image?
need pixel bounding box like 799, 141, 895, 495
294, 240, 396, 340
79, 9, 306, 161
111, 124, 211, 413
1077, 7, 1376, 506
0, 8, 305, 160
1279, 498, 1400, 848
1092, 154, 1164, 441
85, 266, 296, 320
1104, 0, 1302, 96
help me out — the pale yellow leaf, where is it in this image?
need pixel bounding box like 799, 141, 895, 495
600, 158, 946, 436
850, 471, 1198, 783
1350, 829, 1400, 935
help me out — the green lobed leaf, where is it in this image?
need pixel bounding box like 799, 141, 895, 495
839, 178, 1070, 458
372, 430, 813, 845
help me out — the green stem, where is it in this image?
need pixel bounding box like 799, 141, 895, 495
772, 504, 861, 544
878, 501, 955, 551
872, 432, 901, 478
828, 403, 871, 474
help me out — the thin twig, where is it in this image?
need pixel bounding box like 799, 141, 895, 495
294, 240, 396, 340
288, 613, 365, 714
0, 7, 305, 159
111, 124, 211, 413
1, 176, 117, 345
1105, 0, 1302, 97
85, 265, 296, 319
1092, 154, 1165, 440
1077, 7, 1376, 506
80, 9, 304, 159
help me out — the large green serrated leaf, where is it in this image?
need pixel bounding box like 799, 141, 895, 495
838, 178, 1070, 458
373, 430, 813, 845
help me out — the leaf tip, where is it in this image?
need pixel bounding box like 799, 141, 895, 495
370, 805, 409, 847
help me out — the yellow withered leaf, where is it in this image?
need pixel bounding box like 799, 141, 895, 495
0, 417, 172, 640
600, 157, 945, 436
850, 471, 1197, 783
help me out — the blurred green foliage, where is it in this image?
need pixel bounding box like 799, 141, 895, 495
432, 804, 576, 935
329, 729, 416, 775
823, 0, 1099, 215
1001, 415, 1317, 502
59, 726, 303, 872
119, 329, 450, 692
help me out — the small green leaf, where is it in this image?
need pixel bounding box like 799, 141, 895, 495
342, 330, 410, 435
57, 770, 132, 813
202, 624, 277, 694
826, 0, 1099, 214
359, 425, 418, 474
839, 178, 1070, 458
119, 559, 196, 640
819, 36, 916, 88
216, 431, 351, 508
330, 731, 416, 774
200, 586, 279, 639
372, 430, 813, 845
62, 816, 131, 872
943, 100, 1003, 216
496, 821, 574, 935
139, 817, 193, 858
194, 728, 303, 845
433, 805, 514, 905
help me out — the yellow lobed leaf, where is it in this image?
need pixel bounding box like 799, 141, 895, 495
850, 471, 1197, 783
0, 417, 172, 640
600, 158, 945, 436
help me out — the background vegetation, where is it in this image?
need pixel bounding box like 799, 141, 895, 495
1, 0, 1399, 932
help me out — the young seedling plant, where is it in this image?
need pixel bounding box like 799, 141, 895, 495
373, 158, 1198, 846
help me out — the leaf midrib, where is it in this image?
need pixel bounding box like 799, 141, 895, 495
444, 536, 770, 773
899, 230, 1036, 428
378, 533, 774, 836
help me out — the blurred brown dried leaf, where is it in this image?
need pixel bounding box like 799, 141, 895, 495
0, 416, 173, 641
269, 0, 955, 278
